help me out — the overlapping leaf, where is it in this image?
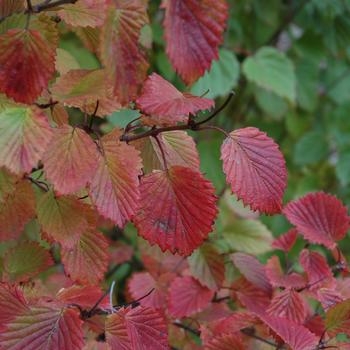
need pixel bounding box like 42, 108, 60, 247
0, 179, 36, 240
99, 1, 149, 105
134, 166, 217, 256
300, 249, 335, 289
259, 315, 319, 350
164, 0, 228, 85
265, 256, 306, 289
3, 241, 53, 282
136, 73, 214, 125
0, 28, 56, 103
188, 243, 225, 290
0, 304, 84, 350
37, 191, 96, 247
168, 276, 214, 318
231, 253, 272, 293
267, 289, 306, 323
0, 106, 53, 174
61, 230, 109, 285
105, 306, 168, 349
42, 125, 99, 195
89, 130, 142, 227
221, 127, 287, 214
0, 1, 24, 18
325, 299, 350, 337
51, 69, 121, 117
135, 130, 200, 173
58, 0, 107, 27
283, 192, 350, 249
205, 333, 245, 350
272, 228, 298, 252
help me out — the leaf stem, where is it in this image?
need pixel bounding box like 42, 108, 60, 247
31, 0, 78, 12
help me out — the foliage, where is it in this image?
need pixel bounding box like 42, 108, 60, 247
1, 0, 350, 349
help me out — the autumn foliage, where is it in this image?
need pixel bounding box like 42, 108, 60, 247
0, 0, 350, 349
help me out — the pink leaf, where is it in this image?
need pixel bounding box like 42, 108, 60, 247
105, 306, 168, 350
168, 276, 214, 318
267, 289, 306, 323
259, 314, 319, 350
283, 192, 350, 249
272, 228, 298, 252
164, 0, 228, 85
134, 166, 217, 256
221, 127, 287, 214
205, 333, 245, 350
136, 73, 214, 124
0, 303, 84, 350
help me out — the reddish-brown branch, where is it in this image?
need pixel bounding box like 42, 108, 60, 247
31, 0, 78, 13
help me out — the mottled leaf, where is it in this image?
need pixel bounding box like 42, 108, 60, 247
61, 230, 109, 285
42, 124, 99, 195
325, 299, 350, 337
0, 106, 53, 174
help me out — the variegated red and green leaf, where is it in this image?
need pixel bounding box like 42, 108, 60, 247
0, 106, 53, 174
37, 191, 96, 247
99, 0, 149, 105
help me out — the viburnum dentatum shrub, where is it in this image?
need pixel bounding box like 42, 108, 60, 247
1, 0, 350, 349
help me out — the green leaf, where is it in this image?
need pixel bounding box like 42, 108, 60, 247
336, 152, 350, 186
191, 49, 240, 99
326, 299, 350, 337
215, 219, 273, 255
243, 47, 296, 103
294, 131, 329, 166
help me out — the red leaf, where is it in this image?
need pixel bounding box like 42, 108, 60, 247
0, 303, 84, 350
316, 288, 344, 311
99, 1, 149, 105
134, 166, 217, 256
272, 228, 298, 252
267, 289, 306, 323
128, 272, 174, 310
0, 179, 36, 240
221, 127, 287, 214
265, 256, 306, 289
0, 106, 53, 174
168, 276, 214, 318
105, 306, 168, 350
259, 314, 319, 350
135, 130, 200, 173
89, 130, 142, 227
205, 333, 244, 350
231, 252, 272, 293
37, 191, 96, 247
0, 1, 24, 17
0, 283, 28, 330
61, 230, 109, 285
42, 125, 99, 195
136, 73, 214, 125
3, 241, 53, 282
164, 0, 228, 85
57, 285, 109, 309
300, 249, 335, 289
283, 192, 350, 249
0, 29, 56, 103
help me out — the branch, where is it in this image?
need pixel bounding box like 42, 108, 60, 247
31, 0, 78, 12
172, 321, 200, 336
120, 93, 233, 143
241, 328, 278, 347
267, 0, 310, 45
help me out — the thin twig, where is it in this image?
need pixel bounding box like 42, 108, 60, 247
89, 100, 99, 130
26, 0, 33, 12
241, 328, 277, 347
153, 135, 168, 170
172, 321, 200, 336
25, 176, 49, 192
31, 0, 78, 12
35, 100, 58, 109
114, 288, 155, 310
